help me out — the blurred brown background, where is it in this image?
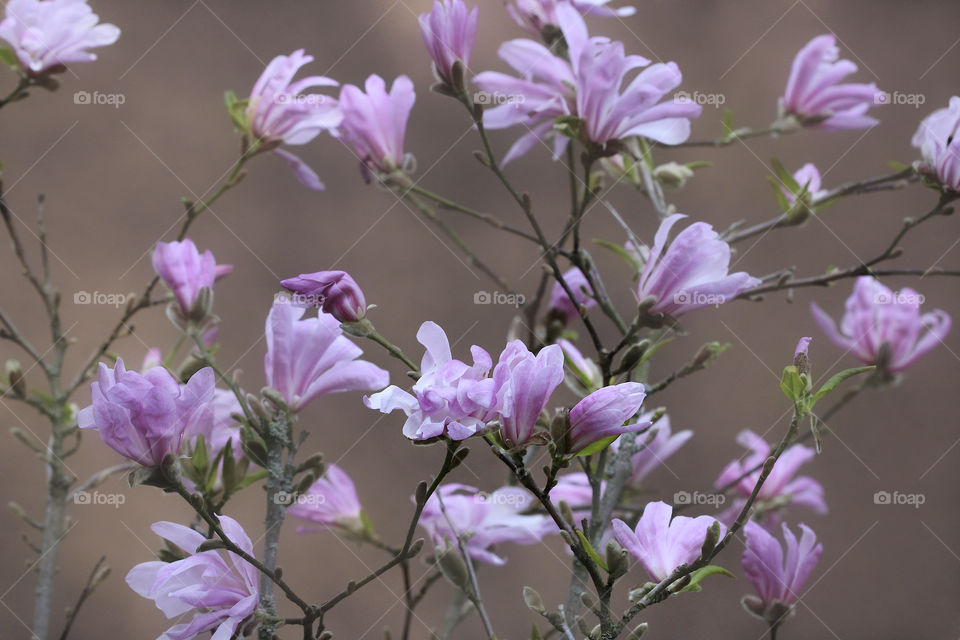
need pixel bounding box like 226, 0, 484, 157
1, 0, 959, 639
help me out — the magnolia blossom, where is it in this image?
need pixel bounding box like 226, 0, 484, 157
338, 74, 415, 175
811, 277, 951, 374
550, 472, 599, 509
126, 517, 259, 640
911, 96, 960, 191
612, 501, 722, 581
419, 484, 552, 565
152, 239, 232, 317
473, 5, 699, 164
264, 299, 388, 411
636, 213, 761, 318
782, 34, 884, 130
565, 382, 649, 453
742, 520, 822, 619
77, 360, 214, 467
419, 0, 477, 87
181, 388, 245, 492
783, 163, 829, 204
547, 267, 596, 323
288, 464, 365, 535
245, 49, 342, 190
493, 341, 564, 447
506, 0, 634, 35
0, 0, 119, 74
715, 430, 826, 526
612, 411, 692, 487
281, 270, 367, 323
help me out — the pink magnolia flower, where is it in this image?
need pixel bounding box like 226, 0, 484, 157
566, 382, 649, 453
365, 321, 499, 441
911, 96, 960, 191
636, 213, 761, 318
715, 430, 826, 527
245, 49, 342, 190
77, 360, 214, 467
492, 341, 564, 447
742, 520, 822, 617
152, 239, 232, 317
473, 5, 699, 164
288, 464, 365, 535
549, 472, 598, 509
782, 163, 829, 204
0, 0, 119, 74
548, 267, 596, 323
125, 517, 259, 640
507, 0, 634, 36
281, 270, 367, 323
612, 501, 723, 581
811, 276, 951, 374
419, 0, 477, 88
419, 484, 552, 565
338, 74, 416, 175
782, 34, 884, 131
182, 389, 245, 492
264, 299, 388, 411
612, 411, 692, 487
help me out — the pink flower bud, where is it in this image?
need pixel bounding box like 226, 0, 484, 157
280, 270, 367, 322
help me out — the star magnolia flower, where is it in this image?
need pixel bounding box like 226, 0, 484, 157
506, 0, 634, 36
0, 0, 119, 74
77, 360, 214, 467
742, 520, 822, 619
264, 299, 389, 411
126, 517, 259, 640
245, 49, 342, 190
612, 411, 692, 487
419, 484, 552, 565
419, 0, 477, 88
782, 34, 884, 131
636, 213, 761, 318
565, 382, 649, 453
365, 321, 500, 441
492, 341, 564, 447
547, 267, 596, 323
288, 464, 365, 535
715, 430, 827, 527
811, 276, 951, 374
473, 5, 699, 164
911, 96, 960, 191
612, 501, 723, 581
281, 269, 367, 323
152, 239, 232, 317
782, 163, 829, 204
338, 74, 416, 175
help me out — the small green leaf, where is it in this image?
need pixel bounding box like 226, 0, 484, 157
766, 176, 792, 212
593, 238, 642, 271
233, 469, 268, 492
0, 47, 19, 70
575, 434, 618, 457
530, 624, 543, 640
770, 157, 800, 193
779, 365, 806, 405
810, 366, 874, 406
721, 108, 734, 138
576, 530, 608, 571
191, 435, 209, 477
679, 565, 735, 592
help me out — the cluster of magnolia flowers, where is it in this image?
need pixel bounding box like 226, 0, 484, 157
2, 0, 958, 638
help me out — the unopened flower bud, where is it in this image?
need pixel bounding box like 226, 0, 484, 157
522, 586, 545, 613
436, 544, 470, 592
605, 539, 629, 579
5, 359, 25, 398
280, 270, 367, 323
626, 622, 649, 640
550, 409, 571, 455
653, 161, 695, 189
